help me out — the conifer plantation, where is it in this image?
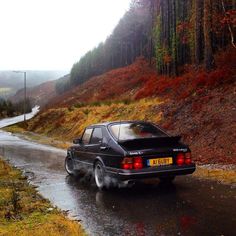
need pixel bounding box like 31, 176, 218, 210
56, 0, 236, 93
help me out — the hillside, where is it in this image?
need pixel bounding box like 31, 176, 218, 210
26, 48, 236, 165
56, 0, 236, 95
13, 0, 236, 166
0, 70, 67, 99
9, 74, 70, 107
45, 57, 154, 109
10, 80, 56, 107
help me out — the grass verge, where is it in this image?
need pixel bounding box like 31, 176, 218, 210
193, 165, 236, 185
3, 125, 71, 150
0, 157, 86, 236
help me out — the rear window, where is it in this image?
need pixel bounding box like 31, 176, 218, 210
109, 122, 167, 141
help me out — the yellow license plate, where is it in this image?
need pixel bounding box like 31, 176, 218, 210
148, 157, 173, 167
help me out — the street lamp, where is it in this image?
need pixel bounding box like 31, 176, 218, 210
13, 71, 27, 122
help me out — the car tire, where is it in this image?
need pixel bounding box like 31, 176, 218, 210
65, 155, 84, 177
94, 161, 107, 190
159, 176, 175, 184
65, 155, 75, 175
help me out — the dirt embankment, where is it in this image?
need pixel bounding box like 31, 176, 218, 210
159, 84, 236, 165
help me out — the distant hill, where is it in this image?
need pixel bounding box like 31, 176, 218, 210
9, 74, 70, 107
47, 58, 152, 109
0, 70, 68, 98
9, 80, 56, 107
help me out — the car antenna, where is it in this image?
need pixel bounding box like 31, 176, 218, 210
118, 120, 122, 142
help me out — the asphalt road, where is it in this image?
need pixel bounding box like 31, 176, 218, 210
0, 125, 236, 235
0, 106, 39, 128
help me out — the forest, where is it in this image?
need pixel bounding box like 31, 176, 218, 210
56, 0, 236, 94
0, 98, 32, 118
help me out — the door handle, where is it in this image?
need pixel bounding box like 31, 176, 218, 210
100, 146, 107, 151
82, 146, 88, 151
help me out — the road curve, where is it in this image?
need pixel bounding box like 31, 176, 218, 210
0, 106, 40, 128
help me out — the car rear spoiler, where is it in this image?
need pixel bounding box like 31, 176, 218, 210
118, 136, 182, 150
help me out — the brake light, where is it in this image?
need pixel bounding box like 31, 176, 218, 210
176, 153, 185, 166
133, 157, 143, 169
122, 157, 143, 170
122, 157, 133, 170
185, 152, 192, 165
176, 152, 192, 165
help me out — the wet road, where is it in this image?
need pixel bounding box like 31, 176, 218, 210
0, 106, 40, 128
0, 130, 236, 236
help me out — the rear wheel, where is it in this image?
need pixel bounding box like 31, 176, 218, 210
159, 176, 175, 184
94, 161, 107, 190
65, 155, 75, 175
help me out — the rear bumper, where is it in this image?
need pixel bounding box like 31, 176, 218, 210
113, 164, 196, 181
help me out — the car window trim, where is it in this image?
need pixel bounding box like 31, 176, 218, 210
81, 127, 93, 145
89, 126, 103, 145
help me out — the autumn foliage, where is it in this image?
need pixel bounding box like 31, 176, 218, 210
31, 47, 236, 166
136, 48, 235, 99
47, 48, 235, 110
46, 57, 154, 109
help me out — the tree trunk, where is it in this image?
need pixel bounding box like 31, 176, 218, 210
195, 0, 203, 65
171, 0, 178, 76
120, 42, 123, 67
149, 0, 155, 65
221, 0, 236, 49
203, 0, 215, 70
232, 0, 236, 9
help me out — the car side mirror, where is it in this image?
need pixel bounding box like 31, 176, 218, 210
73, 138, 81, 144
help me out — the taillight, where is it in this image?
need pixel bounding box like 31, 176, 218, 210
122, 157, 133, 170
176, 153, 185, 166
185, 152, 192, 165
122, 157, 143, 170
133, 157, 143, 169
176, 152, 192, 165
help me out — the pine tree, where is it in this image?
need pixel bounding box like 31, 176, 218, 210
203, 0, 215, 70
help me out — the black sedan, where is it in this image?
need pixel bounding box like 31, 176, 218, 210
65, 121, 196, 189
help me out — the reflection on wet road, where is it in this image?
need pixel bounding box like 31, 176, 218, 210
0, 130, 235, 236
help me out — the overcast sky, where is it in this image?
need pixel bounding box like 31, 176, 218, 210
0, 0, 131, 71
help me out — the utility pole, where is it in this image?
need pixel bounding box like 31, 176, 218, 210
13, 71, 27, 122
23, 71, 26, 122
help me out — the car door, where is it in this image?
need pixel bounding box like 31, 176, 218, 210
74, 127, 93, 165
85, 127, 103, 164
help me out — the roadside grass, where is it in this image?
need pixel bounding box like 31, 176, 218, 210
3, 125, 25, 134
26, 98, 164, 141
3, 97, 163, 155
4, 124, 71, 150
193, 166, 236, 185
0, 158, 86, 236
3, 95, 236, 185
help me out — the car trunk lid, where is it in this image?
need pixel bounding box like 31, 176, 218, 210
118, 136, 187, 168
118, 136, 182, 151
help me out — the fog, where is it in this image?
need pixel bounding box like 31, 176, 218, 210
0, 0, 131, 71
0, 70, 68, 98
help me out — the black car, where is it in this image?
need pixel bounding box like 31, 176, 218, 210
65, 121, 196, 189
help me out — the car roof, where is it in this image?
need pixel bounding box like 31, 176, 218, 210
87, 120, 152, 128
